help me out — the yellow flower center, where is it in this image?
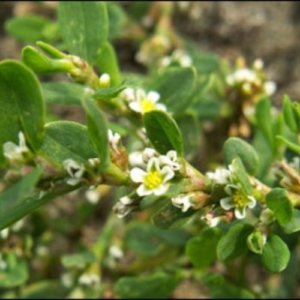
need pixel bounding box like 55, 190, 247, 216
141, 98, 155, 113
232, 192, 246, 208
144, 170, 163, 189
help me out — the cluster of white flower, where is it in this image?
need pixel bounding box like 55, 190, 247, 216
159, 49, 193, 70
120, 88, 166, 114
226, 59, 276, 97
206, 165, 257, 219
63, 159, 86, 186
3, 131, 30, 163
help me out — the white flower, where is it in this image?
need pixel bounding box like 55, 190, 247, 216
99, 73, 110, 87
159, 150, 180, 171
108, 129, 121, 153
171, 194, 193, 212
220, 183, 256, 219
78, 273, 101, 286
128, 89, 166, 114
253, 58, 264, 70
63, 159, 85, 186
85, 187, 101, 204
113, 196, 134, 218
129, 151, 145, 167
121, 87, 135, 102
263, 81, 276, 96
3, 131, 29, 162
0, 228, 9, 239
206, 166, 233, 185
109, 245, 124, 259
130, 157, 174, 196
142, 147, 157, 163
202, 213, 224, 227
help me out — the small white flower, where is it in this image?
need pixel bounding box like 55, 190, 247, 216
3, 131, 29, 162
220, 183, 256, 219
63, 159, 85, 186
108, 129, 121, 153
142, 147, 157, 163
171, 194, 193, 212
202, 213, 224, 227
263, 81, 276, 96
0, 228, 9, 239
130, 157, 174, 196
88, 158, 100, 167
99, 73, 110, 87
78, 273, 101, 286
121, 87, 136, 102
253, 58, 264, 70
61, 272, 74, 288
128, 88, 166, 114
11, 218, 24, 232
85, 187, 101, 204
206, 166, 233, 185
113, 197, 134, 218
159, 150, 180, 171
109, 245, 124, 259
129, 151, 145, 168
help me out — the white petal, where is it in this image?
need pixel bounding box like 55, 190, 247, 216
220, 197, 235, 210
142, 148, 157, 162
235, 207, 246, 219
247, 196, 256, 208
130, 168, 146, 183
136, 184, 153, 196
155, 103, 167, 111
147, 91, 160, 103
161, 165, 175, 182
153, 183, 169, 196
129, 101, 142, 112
147, 157, 160, 172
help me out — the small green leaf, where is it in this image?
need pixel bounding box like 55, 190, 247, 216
58, 2, 108, 64
282, 95, 299, 134
97, 41, 122, 85
223, 137, 259, 175
247, 231, 265, 254
114, 271, 180, 299
265, 188, 293, 225
151, 202, 196, 230
42, 82, 87, 105
217, 223, 253, 261
148, 67, 196, 114
5, 14, 54, 43
186, 227, 222, 269
81, 98, 110, 171
22, 46, 73, 74
107, 2, 127, 40
92, 83, 129, 100
39, 121, 97, 168
61, 251, 96, 268
261, 234, 290, 273
255, 97, 275, 151
0, 251, 28, 288
281, 209, 300, 234
0, 60, 45, 156
276, 135, 300, 156
232, 157, 253, 195
144, 110, 183, 156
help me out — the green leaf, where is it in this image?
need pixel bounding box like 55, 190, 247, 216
282, 94, 299, 134
81, 98, 110, 171
107, 2, 127, 40
144, 110, 184, 156
22, 46, 74, 74
114, 271, 180, 299
148, 67, 196, 114
217, 223, 253, 261
0, 251, 28, 288
151, 202, 196, 230
0, 60, 45, 157
0, 168, 41, 230
58, 2, 108, 64
276, 135, 300, 156
223, 137, 259, 176
281, 209, 300, 234
39, 121, 97, 168
97, 41, 122, 85
42, 82, 88, 105
247, 231, 266, 254
61, 251, 96, 268
261, 234, 290, 273
5, 14, 54, 43
186, 227, 222, 269
92, 82, 129, 100
255, 97, 275, 151
265, 188, 293, 225
232, 157, 253, 195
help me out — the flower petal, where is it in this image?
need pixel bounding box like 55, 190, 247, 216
147, 91, 160, 103
220, 197, 235, 210
153, 183, 169, 196
247, 196, 256, 209
235, 206, 246, 219
130, 168, 146, 183
161, 165, 175, 182
136, 184, 153, 196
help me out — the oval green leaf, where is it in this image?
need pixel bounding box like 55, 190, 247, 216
265, 188, 293, 225
217, 223, 253, 261
58, 2, 108, 64
223, 137, 259, 175
0, 60, 45, 157
261, 234, 290, 273
144, 110, 183, 156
